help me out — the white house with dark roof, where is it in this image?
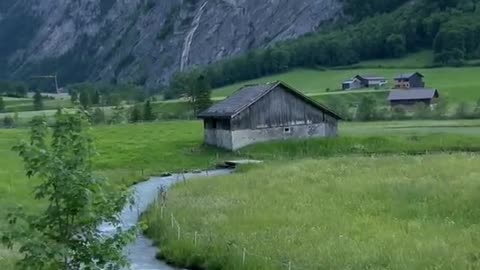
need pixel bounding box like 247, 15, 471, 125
342, 77, 362, 90
355, 75, 388, 88
198, 81, 342, 151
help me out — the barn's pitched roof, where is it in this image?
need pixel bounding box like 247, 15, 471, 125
343, 78, 360, 84
198, 81, 342, 120
355, 75, 386, 81
394, 72, 424, 80
388, 88, 439, 101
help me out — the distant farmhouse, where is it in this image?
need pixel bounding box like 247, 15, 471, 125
342, 77, 362, 90
388, 88, 439, 107
343, 75, 387, 90
394, 72, 425, 89
198, 81, 342, 151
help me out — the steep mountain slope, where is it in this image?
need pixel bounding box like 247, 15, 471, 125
0, 0, 342, 86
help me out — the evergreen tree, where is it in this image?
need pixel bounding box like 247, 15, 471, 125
92, 90, 101, 105
143, 100, 156, 121
33, 91, 44, 111
130, 105, 142, 123
3, 114, 134, 269
171, 71, 212, 116
0, 96, 5, 112
3, 115, 14, 128
79, 90, 91, 109
70, 91, 79, 105
15, 84, 27, 97
385, 34, 407, 57
193, 75, 212, 115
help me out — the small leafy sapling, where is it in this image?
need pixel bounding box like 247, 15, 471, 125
2, 112, 135, 270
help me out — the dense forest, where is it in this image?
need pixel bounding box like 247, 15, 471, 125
170, 0, 480, 93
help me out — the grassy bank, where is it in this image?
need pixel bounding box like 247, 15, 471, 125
144, 154, 480, 270
2, 119, 480, 268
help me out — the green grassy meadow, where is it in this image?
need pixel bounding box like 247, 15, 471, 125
145, 154, 480, 270
2, 97, 71, 112
2, 119, 480, 268
210, 50, 480, 104
212, 66, 480, 103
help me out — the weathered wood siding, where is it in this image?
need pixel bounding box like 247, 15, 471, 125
231, 85, 335, 130
390, 98, 435, 107
409, 74, 425, 88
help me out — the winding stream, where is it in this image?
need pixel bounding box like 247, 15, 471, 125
99, 169, 232, 270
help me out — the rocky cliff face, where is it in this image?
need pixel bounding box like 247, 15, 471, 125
0, 0, 342, 87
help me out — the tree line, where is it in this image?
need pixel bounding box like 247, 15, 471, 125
0, 80, 28, 97
170, 0, 480, 91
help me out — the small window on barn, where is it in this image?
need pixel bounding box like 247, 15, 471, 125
284, 127, 292, 134
212, 120, 217, 129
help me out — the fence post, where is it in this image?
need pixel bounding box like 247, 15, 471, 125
194, 231, 198, 247
242, 248, 246, 265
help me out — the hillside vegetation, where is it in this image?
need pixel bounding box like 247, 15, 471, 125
172, 0, 480, 92
145, 154, 480, 270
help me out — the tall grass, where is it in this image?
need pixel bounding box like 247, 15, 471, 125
145, 154, 480, 270
241, 134, 480, 160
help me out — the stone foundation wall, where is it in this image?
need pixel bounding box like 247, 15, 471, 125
230, 123, 337, 150
204, 129, 233, 150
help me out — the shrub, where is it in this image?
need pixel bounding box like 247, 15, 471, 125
3, 115, 15, 128
92, 108, 106, 124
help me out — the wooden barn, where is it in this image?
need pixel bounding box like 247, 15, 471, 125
198, 81, 342, 151
388, 88, 440, 107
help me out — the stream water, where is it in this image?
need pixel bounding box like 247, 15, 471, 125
99, 169, 232, 270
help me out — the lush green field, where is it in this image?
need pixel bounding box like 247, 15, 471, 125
151, 101, 192, 120
2, 119, 480, 268
212, 66, 480, 103
145, 154, 480, 270
2, 97, 71, 112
